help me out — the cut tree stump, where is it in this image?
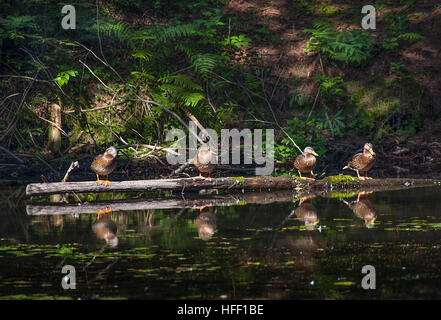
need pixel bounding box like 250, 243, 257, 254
25, 175, 441, 197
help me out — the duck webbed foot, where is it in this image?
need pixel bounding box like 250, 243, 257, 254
363, 170, 373, 179
96, 207, 112, 219
95, 174, 105, 185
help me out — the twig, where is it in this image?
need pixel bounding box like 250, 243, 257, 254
35, 155, 59, 177
115, 144, 179, 156
62, 161, 79, 182
25, 103, 69, 136
0, 75, 50, 83
0, 146, 24, 164
325, 111, 334, 138
306, 88, 320, 123
78, 60, 115, 92
63, 99, 132, 114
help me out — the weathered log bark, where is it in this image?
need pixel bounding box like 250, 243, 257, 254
26, 176, 300, 196
25, 175, 441, 197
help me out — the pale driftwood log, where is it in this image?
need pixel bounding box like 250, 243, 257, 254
25, 175, 441, 197
26, 176, 301, 196
26, 191, 298, 216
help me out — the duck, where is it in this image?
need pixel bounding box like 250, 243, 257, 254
342, 192, 376, 228
90, 146, 118, 186
92, 209, 118, 247
295, 195, 319, 230
343, 143, 375, 180
294, 146, 318, 180
195, 204, 216, 241
194, 144, 217, 180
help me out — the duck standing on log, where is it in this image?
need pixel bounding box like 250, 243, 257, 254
194, 144, 217, 180
294, 146, 318, 180
90, 146, 118, 186
343, 142, 375, 180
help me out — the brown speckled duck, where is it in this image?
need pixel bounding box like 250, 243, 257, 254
294, 146, 318, 180
194, 144, 217, 180
295, 196, 319, 230
92, 210, 118, 247
195, 204, 216, 241
91, 146, 117, 186
343, 143, 375, 180
343, 192, 376, 228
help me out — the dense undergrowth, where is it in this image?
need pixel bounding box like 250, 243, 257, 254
1, 0, 440, 176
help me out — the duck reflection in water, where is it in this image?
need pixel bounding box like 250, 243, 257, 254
295, 195, 319, 231
343, 191, 376, 228
92, 207, 119, 247
195, 204, 217, 241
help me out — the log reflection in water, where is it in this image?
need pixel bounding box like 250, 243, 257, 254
26, 191, 299, 216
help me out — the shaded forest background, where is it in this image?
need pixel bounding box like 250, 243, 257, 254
1, 0, 441, 183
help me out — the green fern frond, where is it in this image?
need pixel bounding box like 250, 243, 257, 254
159, 74, 202, 91
132, 49, 152, 61
97, 21, 132, 42
183, 92, 205, 107
159, 82, 206, 107
153, 23, 199, 42
398, 32, 424, 42
190, 53, 218, 78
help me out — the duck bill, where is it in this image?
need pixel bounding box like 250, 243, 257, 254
369, 148, 375, 156
312, 151, 319, 156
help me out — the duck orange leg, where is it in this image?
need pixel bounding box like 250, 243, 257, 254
104, 175, 111, 186
298, 170, 314, 180
96, 207, 112, 219
95, 174, 104, 184
364, 171, 373, 180
357, 190, 373, 202
197, 203, 213, 212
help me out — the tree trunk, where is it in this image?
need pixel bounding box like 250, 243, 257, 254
48, 102, 62, 154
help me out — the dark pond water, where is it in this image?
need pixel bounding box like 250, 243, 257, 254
1, 186, 441, 299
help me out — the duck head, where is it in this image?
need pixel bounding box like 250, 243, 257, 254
363, 143, 375, 156
105, 146, 118, 159
303, 146, 318, 156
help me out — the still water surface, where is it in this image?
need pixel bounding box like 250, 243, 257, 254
1, 186, 441, 299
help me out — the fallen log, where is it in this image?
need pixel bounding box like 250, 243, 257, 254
25, 175, 441, 197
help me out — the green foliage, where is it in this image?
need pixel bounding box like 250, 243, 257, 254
314, 76, 345, 100
222, 34, 252, 48
304, 21, 375, 66
380, 11, 424, 51
275, 117, 327, 167
54, 70, 78, 87
0, 0, 433, 169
